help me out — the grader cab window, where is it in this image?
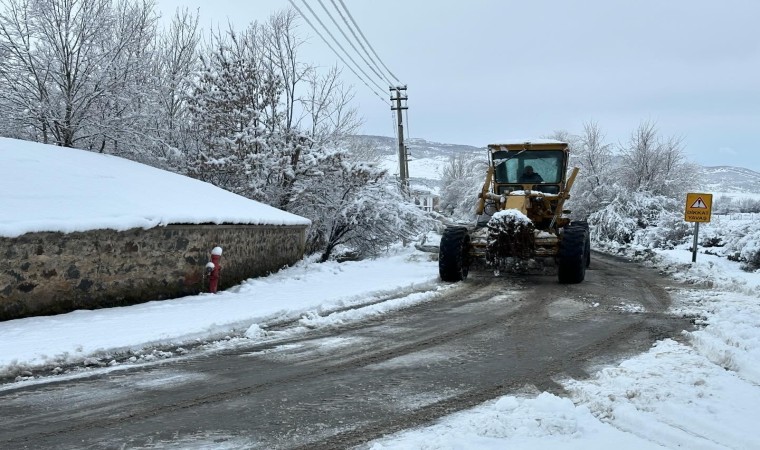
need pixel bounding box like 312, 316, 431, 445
493, 150, 565, 186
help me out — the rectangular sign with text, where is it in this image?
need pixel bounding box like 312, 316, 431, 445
684, 193, 713, 223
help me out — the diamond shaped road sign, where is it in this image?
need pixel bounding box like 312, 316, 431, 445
685, 193, 713, 222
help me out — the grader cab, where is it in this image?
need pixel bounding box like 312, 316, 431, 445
438, 140, 590, 283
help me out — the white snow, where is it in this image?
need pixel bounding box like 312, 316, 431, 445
510, 190, 559, 197
490, 209, 532, 225
367, 246, 760, 450
489, 139, 567, 146
378, 154, 449, 182
2, 139, 760, 448
0, 137, 310, 238
0, 248, 440, 375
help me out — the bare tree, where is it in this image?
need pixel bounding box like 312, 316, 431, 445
439, 153, 487, 219
577, 121, 613, 190
0, 0, 158, 150
153, 7, 200, 162
564, 121, 616, 219
302, 65, 361, 147
262, 8, 307, 134
619, 121, 661, 191
618, 121, 691, 197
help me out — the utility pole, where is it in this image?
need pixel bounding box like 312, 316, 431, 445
390, 86, 408, 192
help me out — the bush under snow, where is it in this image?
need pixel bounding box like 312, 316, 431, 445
589, 190, 760, 272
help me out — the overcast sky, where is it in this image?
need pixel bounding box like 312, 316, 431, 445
156, 0, 760, 171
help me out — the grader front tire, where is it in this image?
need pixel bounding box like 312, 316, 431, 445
558, 225, 588, 284
439, 227, 471, 282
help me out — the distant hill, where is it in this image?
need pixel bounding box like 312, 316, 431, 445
698, 166, 760, 199
355, 135, 483, 159
353, 135, 483, 193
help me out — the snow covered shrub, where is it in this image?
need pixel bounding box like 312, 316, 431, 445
636, 210, 692, 249
698, 225, 725, 248
589, 204, 637, 244
698, 220, 760, 271
739, 235, 760, 271
290, 154, 433, 262
589, 190, 680, 245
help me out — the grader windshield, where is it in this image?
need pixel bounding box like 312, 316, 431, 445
490, 143, 569, 194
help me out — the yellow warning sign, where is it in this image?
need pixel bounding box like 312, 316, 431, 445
685, 193, 712, 222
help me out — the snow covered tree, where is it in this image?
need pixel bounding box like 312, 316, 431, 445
439, 153, 487, 220
87, 0, 159, 155
617, 121, 694, 198
0, 0, 159, 150
545, 129, 580, 149
567, 121, 616, 219
288, 144, 430, 262
186, 23, 286, 200
146, 7, 200, 169
184, 14, 421, 263
186, 12, 362, 211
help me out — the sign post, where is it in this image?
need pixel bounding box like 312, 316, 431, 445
684, 193, 713, 263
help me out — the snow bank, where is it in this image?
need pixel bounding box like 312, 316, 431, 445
372, 245, 760, 449
0, 247, 439, 375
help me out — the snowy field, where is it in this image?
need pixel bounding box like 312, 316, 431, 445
378, 154, 450, 182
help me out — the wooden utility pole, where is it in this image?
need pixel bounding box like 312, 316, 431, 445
390, 86, 408, 192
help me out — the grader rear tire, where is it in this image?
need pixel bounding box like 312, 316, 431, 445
439, 227, 471, 282
558, 225, 588, 284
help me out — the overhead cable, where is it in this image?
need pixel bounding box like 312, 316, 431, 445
287, 0, 388, 105
291, 0, 389, 100
326, 0, 393, 87
336, 0, 402, 85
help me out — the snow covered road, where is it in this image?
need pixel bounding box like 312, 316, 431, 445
0, 251, 692, 449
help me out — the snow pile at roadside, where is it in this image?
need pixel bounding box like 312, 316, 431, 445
369, 247, 760, 449
0, 247, 439, 377
370, 393, 661, 450
567, 337, 760, 449
656, 248, 760, 295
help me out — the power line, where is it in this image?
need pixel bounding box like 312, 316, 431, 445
335, 0, 402, 85
327, 0, 393, 87
316, 0, 390, 87
286, 1, 387, 105
291, 0, 388, 100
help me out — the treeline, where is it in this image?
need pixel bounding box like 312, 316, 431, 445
0, 0, 428, 261
714, 197, 760, 214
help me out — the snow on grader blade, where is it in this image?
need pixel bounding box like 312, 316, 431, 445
439, 140, 590, 284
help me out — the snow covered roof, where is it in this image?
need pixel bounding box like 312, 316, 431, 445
0, 138, 310, 238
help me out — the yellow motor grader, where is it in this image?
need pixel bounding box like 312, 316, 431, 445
438, 140, 590, 283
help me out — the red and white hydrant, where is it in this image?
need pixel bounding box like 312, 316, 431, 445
205, 246, 223, 294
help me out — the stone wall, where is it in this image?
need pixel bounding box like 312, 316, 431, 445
0, 224, 307, 321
